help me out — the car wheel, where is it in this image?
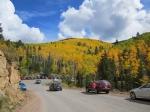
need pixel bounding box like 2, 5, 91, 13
86, 88, 89, 93
130, 92, 136, 100
49, 88, 52, 91
106, 91, 109, 94
95, 89, 99, 94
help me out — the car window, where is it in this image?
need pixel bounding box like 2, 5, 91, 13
142, 84, 150, 88
146, 84, 150, 88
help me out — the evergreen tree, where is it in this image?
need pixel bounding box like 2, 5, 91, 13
38, 46, 41, 51
115, 39, 119, 44
0, 23, 4, 40
6, 40, 11, 46
136, 32, 140, 37
94, 46, 99, 55
97, 52, 116, 83
16, 40, 24, 48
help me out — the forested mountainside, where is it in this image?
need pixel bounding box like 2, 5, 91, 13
0, 32, 150, 90
98, 32, 150, 90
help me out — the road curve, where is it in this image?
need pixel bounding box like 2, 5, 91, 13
23, 80, 150, 112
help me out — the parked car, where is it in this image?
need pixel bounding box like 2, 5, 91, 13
130, 83, 150, 100
86, 80, 112, 94
19, 82, 27, 91
49, 81, 62, 91
35, 79, 41, 84
24, 76, 33, 80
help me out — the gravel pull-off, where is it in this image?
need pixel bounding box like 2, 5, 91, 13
16, 91, 42, 112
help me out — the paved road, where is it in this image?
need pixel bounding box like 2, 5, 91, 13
24, 80, 150, 112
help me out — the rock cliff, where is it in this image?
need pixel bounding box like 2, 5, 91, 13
0, 50, 23, 103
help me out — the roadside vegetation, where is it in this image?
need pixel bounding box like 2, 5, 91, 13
0, 96, 14, 112
0, 24, 150, 91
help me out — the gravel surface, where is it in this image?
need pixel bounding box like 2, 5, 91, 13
16, 90, 42, 112
21, 80, 150, 112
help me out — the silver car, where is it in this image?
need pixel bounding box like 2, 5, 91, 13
130, 83, 150, 100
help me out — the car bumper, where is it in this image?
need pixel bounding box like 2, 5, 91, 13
21, 88, 27, 91
86, 88, 96, 91
87, 88, 110, 92
49, 87, 62, 91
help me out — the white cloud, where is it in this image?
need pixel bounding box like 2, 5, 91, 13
0, 0, 45, 43
58, 0, 150, 42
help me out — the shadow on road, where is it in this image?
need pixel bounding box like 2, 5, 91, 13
46, 89, 62, 93
126, 98, 150, 105
46, 89, 55, 92
81, 91, 107, 95
46, 89, 50, 92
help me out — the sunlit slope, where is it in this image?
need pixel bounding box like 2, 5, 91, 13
114, 32, 150, 49
28, 38, 112, 75
33, 38, 112, 59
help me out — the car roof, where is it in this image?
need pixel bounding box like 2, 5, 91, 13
36, 79, 41, 81
52, 81, 61, 84
95, 80, 110, 84
95, 80, 109, 82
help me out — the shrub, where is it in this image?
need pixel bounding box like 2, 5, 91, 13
0, 96, 13, 112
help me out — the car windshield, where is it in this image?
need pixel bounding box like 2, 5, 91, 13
54, 82, 61, 85
37, 80, 41, 81
52, 81, 61, 85
20, 83, 25, 86
98, 80, 109, 84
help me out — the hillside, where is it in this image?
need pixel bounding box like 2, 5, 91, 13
31, 38, 111, 58
22, 38, 112, 79
0, 32, 150, 89
114, 32, 150, 49
99, 32, 150, 90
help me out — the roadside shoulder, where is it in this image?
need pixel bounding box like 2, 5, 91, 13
110, 91, 129, 98
15, 90, 42, 112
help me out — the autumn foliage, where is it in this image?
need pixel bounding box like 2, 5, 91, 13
0, 32, 150, 90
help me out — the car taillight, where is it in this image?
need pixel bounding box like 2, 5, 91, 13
107, 84, 111, 88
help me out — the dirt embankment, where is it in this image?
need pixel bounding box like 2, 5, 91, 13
16, 91, 42, 112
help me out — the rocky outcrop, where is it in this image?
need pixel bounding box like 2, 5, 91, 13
0, 50, 9, 90
0, 50, 23, 103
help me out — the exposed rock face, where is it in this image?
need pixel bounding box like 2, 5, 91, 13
0, 50, 9, 90
0, 50, 23, 103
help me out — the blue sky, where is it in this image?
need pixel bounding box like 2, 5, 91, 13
1, 0, 149, 42
142, 0, 150, 10
12, 0, 84, 41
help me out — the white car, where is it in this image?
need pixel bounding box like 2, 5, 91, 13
130, 83, 150, 100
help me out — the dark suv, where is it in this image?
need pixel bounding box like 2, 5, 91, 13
49, 81, 62, 91
86, 80, 112, 94
35, 79, 41, 84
